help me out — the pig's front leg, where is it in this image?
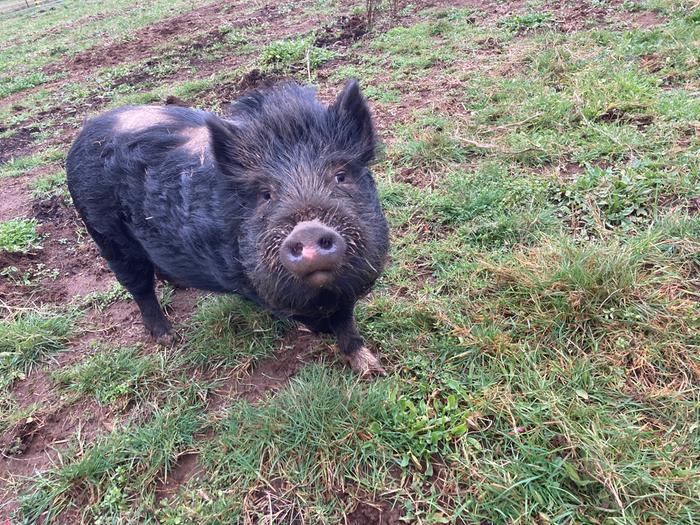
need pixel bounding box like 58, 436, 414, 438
329, 305, 386, 377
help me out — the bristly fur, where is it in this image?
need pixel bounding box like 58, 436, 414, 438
66, 80, 389, 331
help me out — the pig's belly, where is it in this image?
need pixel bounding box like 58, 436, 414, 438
138, 235, 239, 294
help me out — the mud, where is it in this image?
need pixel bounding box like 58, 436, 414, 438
315, 14, 367, 48
347, 500, 402, 525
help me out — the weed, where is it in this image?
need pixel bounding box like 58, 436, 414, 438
1, 263, 60, 287
0, 218, 41, 253
79, 282, 130, 312
260, 37, 334, 73
500, 12, 554, 33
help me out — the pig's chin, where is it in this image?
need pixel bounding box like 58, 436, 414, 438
302, 270, 334, 288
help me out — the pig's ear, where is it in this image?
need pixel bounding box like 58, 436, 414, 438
332, 79, 376, 163
206, 116, 248, 174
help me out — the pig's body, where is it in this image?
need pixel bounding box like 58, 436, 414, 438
67, 82, 390, 375
67, 105, 258, 296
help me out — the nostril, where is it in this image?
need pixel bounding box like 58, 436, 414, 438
317, 236, 334, 251
289, 242, 303, 258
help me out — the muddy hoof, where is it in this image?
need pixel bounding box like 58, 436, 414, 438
149, 321, 174, 346
345, 347, 386, 378
154, 332, 176, 346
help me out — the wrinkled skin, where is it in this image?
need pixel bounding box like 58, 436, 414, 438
66, 80, 390, 376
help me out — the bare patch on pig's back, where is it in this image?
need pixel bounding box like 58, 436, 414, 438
113, 106, 173, 133
179, 126, 210, 162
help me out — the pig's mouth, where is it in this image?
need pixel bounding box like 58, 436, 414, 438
302, 269, 335, 288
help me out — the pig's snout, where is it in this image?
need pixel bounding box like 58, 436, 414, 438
280, 220, 346, 287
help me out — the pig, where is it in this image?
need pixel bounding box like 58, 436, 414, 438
66, 80, 389, 376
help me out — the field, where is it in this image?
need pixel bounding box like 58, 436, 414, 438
1, 0, 699, 523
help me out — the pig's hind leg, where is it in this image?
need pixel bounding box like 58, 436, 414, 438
86, 225, 173, 344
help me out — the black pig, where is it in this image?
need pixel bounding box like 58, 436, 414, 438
66, 81, 389, 376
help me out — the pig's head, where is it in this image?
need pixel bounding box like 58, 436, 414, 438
207, 80, 389, 314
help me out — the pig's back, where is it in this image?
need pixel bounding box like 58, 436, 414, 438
66, 105, 247, 293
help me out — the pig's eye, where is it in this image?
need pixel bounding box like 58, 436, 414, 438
335, 171, 347, 183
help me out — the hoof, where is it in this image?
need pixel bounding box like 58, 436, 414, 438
345, 347, 387, 378
154, 331, 176, 346
148, 320, 174, 346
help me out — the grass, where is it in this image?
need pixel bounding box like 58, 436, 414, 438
0, 148, 64, 178
500, 12, 554, 33
183, 295, 288, 368
53, 346, 163, 406
0, 218, 42, 253
0, 310, 73, 390
1, 0, 700, 523
29, 169, 68, 199
260, 36, 335, 73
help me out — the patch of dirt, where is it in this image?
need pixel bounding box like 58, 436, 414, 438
0, 127, 38, 164
0, 396, 111, 473
0, 175, 33, 222
626, 9, 666, 29
42, 1, 226, 77
596, 106, 654, 128
237, 68, 285, 94
196, 68, 293, 112
164, 95, 190, 107
155, 451, 201, 501
315, 14, 367, 48
208, 328, 323, 409
347, 500, 402, 525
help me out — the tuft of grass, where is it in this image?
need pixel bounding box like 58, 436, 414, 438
0, 310, 72, 390
0, 148, 64, 178
29, 169, 68, 200
500, 12, 554, 33
260, 37, 334, 72
183, 295, 289, 368
0, 218, 42, 254
19, 395, 204, 524
53, 346, 162, 406
158, 366, 394, 523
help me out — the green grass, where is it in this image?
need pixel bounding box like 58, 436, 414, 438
0, 310, 72, 390
19, 394, 204, 524
260, 36, 335, 73
0, 71, 54, 98
29, 169, 68, 199
0, 148, 64, 178
2, 0, 700, 523
0, 218, 41, 253
53, 346, 163, 406
183, 295, 288, 368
